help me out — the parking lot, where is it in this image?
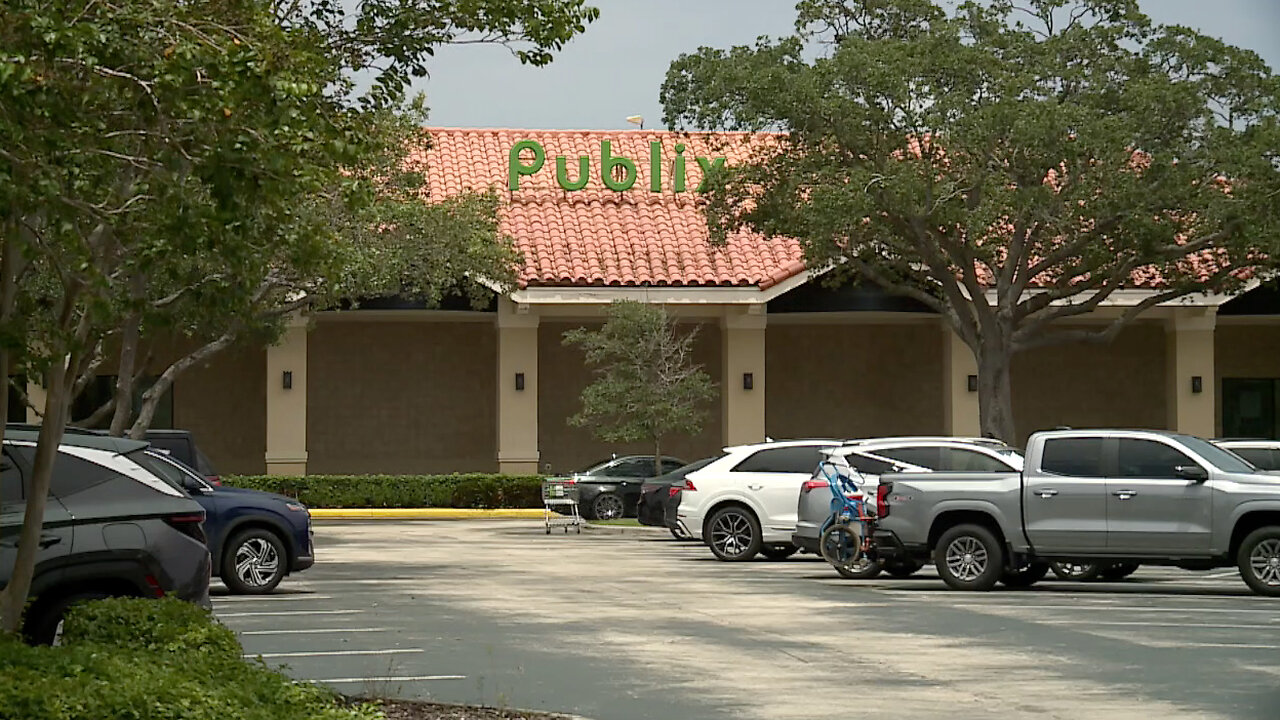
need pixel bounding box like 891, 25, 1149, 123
213, 521, 1280, 720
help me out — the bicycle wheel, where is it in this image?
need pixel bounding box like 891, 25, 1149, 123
820, 522, 864, 570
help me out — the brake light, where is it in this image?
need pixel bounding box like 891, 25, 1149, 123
801, 479, 829, 493
165, 512, 208, 545
876, 482, 892, 517
682, 479, 697, 492
668, 487, 681, 498
143, 574, 165, 598
207, 475, 222, 487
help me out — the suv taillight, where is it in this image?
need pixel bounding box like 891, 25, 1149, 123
683, 479, 697, 492
165, 512, 207, 545
206, 475, 222, 486
668, 486, 681, 498
801, 479, 829, 493
876, 482, 892, 517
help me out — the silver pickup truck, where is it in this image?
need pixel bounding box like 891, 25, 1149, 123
873, 429, 1280, 596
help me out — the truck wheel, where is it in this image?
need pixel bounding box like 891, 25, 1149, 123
934, 524, 1005, 591
1237, 526, 1280, 597
1098, 562, 1140, 581
1050, 562, 1100, 581
1000, 561, 1050, 588
706, 506, 762, 562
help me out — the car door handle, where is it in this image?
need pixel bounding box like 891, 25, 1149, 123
1034, 489, 1058, 498
1112, 490, 1138, 499
747, 484, 764, 491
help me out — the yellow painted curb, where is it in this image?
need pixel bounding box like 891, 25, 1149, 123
308, 508, 546, 520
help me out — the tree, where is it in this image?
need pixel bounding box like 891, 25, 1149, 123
564, 301, 717, 476
661, 0, 1280, 440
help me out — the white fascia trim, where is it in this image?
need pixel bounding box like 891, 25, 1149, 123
509, 285, 769, 305
981, 282, 1259, 308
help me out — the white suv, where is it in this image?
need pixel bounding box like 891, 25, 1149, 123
675, 440, 841, 561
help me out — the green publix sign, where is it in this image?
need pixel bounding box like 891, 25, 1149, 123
508, 140, 726, 193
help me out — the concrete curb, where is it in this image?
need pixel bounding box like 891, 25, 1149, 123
309, 508, 546, 520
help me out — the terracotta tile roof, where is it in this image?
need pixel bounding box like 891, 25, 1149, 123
410, 128, 805, 288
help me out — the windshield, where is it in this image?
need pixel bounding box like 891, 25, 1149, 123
576, 458, 615, 475
1177, 435, 1257, 473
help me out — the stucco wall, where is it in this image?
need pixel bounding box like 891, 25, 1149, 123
765, 322, 945, 439
1011, 323, 1167, 443
306, 319, 498, 474
538, 321, 724, 475
171, 344, 267, 475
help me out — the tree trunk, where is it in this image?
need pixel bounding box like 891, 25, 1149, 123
128, 331, 236, 439
652, 436, 662, 477
108, 311, 142, 436
975, 347, 1016, 443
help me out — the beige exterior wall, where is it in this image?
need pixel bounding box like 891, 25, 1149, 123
765, 321, 945, 439
1165, 309, 1216, 438
172, 344, 268, 476
538, 320, 724, 475
942, 326, 980, 436
266, 320, 308, 475
496, 301, 540, 474
306, 317, 498, 474
722, 309, 767, 446
1011, 323, 1167, 443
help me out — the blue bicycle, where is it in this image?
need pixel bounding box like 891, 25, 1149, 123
816, 461, 876, 577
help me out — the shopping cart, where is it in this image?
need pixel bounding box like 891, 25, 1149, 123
541, 478, 582, 534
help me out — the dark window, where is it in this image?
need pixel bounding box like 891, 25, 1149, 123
6, 375, 26, 423
127, 451, 192, 492
661, 459, 685, 474
1222, 378, 1280, 440
1117, 439, 1197, 479
844, 453, 897, 475
8, 447, 118, 498
1040, 438, 1105, 477
70, 375, 174, 429
146, 436, 190, 467
1228, 447, 1277, 471
607, 458, 655, 478
1, 451, 22, 505
938, 448, 1013, 472
874, 447, 942, 470
733, 446, 826, 474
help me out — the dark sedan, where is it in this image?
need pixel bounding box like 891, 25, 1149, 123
569, 455, 686, 520
637, 457, 718, 537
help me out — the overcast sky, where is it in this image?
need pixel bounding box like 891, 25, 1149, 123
414, 0, 1280, 130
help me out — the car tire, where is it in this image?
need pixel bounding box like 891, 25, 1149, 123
1000, 561, 1050, 588
24, 590, 110, 646
761, 544, 798, 561
835, 557, 883, 580
1050, 562, 1100, 581
1098, 562, 1140, 581
223, 527, 287, 594
1237, 526, 1280, 597
590, 493, 625, 521
934, 524, 1005, 592
706, 506, 763, 562
884, 560, 923, 579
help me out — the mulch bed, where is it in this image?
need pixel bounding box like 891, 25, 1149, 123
352, 698, 576, 720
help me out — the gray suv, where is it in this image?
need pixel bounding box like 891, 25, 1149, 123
0, 436, 211, 643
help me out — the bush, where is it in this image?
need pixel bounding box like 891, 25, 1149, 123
223, 473, 544, 509
0, 598, 382, 720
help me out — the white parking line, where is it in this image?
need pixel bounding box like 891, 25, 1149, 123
251, 649, 425, 659
314, 675, 466, 684
213, 594, 334, 602
946, 603, 1280, 615
217, 609, 362, 618
1044, 620, 1276, 630
239, 627, 390, 636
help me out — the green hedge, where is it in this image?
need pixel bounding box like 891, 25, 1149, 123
0, 597, 380, 720
223, 473, 544, 509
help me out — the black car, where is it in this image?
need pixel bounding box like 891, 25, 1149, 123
1, 434, 211, 644
637, 457, 718, 538
569, 455, 686, 520
136, 428, 221, 485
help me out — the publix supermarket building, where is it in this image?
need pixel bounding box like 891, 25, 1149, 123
56, 129, 1280, 476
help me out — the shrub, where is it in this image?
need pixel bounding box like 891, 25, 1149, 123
0, 597, 383, 720
224, 473, 544, 509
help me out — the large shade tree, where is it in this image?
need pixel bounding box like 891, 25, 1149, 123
661, 0, 1280, 440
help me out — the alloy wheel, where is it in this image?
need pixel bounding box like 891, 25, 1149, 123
235, 537, 282, 588
944, 536, 988, 581
710, 511, 754, 558
593, 494, 624, 520
1249, 539, 1280, 587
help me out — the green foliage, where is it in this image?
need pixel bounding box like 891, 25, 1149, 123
661, 0, 1280, 438
563, 301, 717, 471
225, 474, 544, 509
0, 597, 382, 720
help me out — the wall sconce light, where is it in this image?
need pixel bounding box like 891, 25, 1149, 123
1191, 376, 1203, 394
967, 374, 978, 392
742, 372, 754, 391
282, 371, 292, 390
515, 372, 525, 391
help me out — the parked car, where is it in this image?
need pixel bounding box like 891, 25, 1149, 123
0, 436, 211, 644
1214, 439, 1280, 471
136, 428, 222, 485
795, 437, 1025, 578
637, 457, 718, 537
7, 426, 315, 594
874, 429, 1280, 596
675, 440, 842, 561
566, 455, 687, 520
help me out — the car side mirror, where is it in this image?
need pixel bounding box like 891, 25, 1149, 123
1175, 465, 1209, 483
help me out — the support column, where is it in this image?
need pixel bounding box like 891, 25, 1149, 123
1166, 307, 1217, 437
496, 299, 540, 474
722, 306, 766, 446
265, 315, 308, 475
25, 380, 45, 424
942, 323, 980, 437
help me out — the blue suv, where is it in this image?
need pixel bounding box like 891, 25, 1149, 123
8, 426, 314, 594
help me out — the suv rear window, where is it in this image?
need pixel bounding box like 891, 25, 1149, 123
8, 446, 120, 498
734, 446, 827, 474
1228, 447, 1275, 470
1040, 438, 1105, 477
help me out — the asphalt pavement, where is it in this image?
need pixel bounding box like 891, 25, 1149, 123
212, 521, 1280, 720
